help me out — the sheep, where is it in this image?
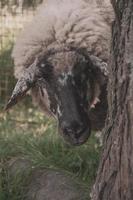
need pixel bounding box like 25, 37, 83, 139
5, 0, 114, 145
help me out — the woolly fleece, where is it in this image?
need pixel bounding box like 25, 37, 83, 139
12, 0, 114, 79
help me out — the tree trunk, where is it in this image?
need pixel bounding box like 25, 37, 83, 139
91, 0, 133, 200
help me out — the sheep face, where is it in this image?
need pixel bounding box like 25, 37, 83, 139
35, 51, 93, 145
6, 50, 106, 146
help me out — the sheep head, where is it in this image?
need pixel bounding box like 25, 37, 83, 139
5, 48, 108, 146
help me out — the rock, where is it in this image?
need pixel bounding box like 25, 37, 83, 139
7, 157, 89, 200
27, 169, 88, 200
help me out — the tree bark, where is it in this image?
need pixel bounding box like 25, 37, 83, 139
91, 0, 133, 200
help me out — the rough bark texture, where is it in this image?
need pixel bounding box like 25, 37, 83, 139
91, 0, 133, 199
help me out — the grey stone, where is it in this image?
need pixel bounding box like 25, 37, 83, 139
7, 157, 89, 200
27, 169, 89, 200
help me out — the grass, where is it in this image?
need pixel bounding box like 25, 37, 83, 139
0, 44, 16, 107
0, 102, 102, 199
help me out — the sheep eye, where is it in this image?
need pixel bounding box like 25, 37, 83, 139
40, 63, 46, 68
38, 62, 53, 79
38, 61, 52, 69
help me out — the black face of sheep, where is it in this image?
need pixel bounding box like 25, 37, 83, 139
56, 73, 91, 145
35, 51, 92, 145
5, 50, 108, 145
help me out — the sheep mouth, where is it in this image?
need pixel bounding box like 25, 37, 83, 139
59, 125, 91, 146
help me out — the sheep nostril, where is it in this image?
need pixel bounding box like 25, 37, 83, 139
74, 127, 86, 139
63, 127, 72, 136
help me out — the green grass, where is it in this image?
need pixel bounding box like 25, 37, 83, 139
0, 102, 102, 199
0, 42, 13, 69
0, 40, 15, 106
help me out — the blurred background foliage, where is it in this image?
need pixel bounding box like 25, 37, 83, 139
0, 0, 43, 9
0, 0, 40, 105
0, 0, 102, 198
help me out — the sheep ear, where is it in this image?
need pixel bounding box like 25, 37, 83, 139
5, 61, 39, 111
89, 55, 108, 85
89, 55, 108, 77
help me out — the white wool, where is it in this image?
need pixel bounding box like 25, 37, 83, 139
12, 0, 114, 78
